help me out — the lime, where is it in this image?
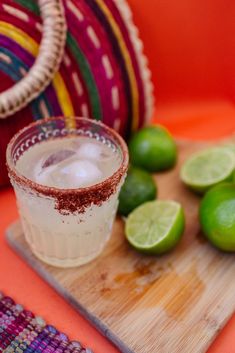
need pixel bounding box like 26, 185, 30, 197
118, 167, 157, 216
199, 183, 235, 251
222, 143, 235, 155
125, 200, 185, 254
180, 147, 235, 194
128, 125, 177, 172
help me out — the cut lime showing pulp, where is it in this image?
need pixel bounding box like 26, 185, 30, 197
222, 143, 235, 155
180, 147, 235, 194
125, 200, 185, 254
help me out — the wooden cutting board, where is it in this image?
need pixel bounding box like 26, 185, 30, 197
6, 139, 235, 353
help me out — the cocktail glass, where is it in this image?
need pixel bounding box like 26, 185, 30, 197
6, 117, 128, 268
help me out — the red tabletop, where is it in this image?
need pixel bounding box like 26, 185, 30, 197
1, 1, 235, 351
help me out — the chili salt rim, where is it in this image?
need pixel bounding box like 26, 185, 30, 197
6, 117, 129, 214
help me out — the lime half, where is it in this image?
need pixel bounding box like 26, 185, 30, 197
180, 147, 235, 194
222, 143, 235, 156
125, 200, 185, 254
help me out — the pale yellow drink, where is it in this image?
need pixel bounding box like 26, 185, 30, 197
7, 118, 128, 268
17, 136, 121, 189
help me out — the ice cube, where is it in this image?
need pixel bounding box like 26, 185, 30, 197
42, 149, 75, 169
33, 149, 76, 187
53, 160, 103, 188
35, 165, 55, 186
33, 154, 56, 186
76, 142, 103, 160
76, 142, 114, 163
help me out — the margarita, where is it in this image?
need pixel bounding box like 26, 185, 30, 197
7, 118, 128, 268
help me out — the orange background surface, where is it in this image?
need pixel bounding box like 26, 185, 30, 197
1, 0, 235, 352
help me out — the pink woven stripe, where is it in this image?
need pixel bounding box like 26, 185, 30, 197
65, 0, 128, 133
104, 0, 146, 129
60, 47, 93, 118
1, 0, 42, 41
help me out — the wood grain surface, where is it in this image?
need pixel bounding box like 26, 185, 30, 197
6, 139, 235, 353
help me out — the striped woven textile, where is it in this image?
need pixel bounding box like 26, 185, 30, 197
0, 292, 93, 352
0, 0, 153, 132
0, 0, 153, 185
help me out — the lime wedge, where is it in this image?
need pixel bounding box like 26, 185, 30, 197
125, 200, 185, 254
223, 143, 235, 155
180, 147, 235, 194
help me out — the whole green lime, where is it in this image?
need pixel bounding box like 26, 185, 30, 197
199, 183, 235, 252
128, 125, 177, 172
118, 166, 157, 216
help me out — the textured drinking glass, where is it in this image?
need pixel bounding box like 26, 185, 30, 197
7, 117, 128, 267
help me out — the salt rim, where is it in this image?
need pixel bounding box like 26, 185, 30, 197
114, 0, 155, 124
6, 117, 129, 214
